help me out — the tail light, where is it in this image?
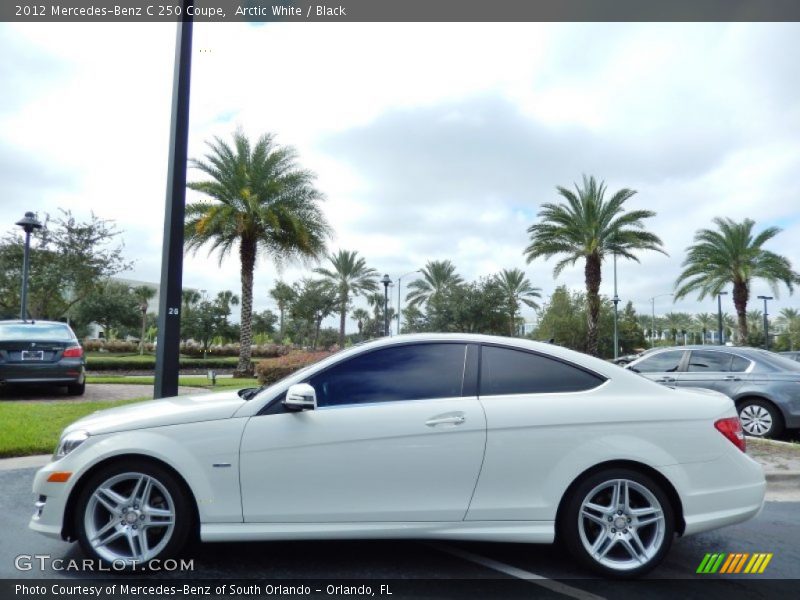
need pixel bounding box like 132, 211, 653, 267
62, 346, 83, 358
715, 417, 746, 452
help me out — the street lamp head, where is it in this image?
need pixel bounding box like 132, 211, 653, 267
15, 211, 42, 234
718, 291, 729, 296
757, 295, 773, 301
381, 274, 391, 288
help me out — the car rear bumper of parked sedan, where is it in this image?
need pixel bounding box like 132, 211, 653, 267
0, 362, 84, 384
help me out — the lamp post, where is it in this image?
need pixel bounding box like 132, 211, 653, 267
649, 293, 673, 348
15, 211, 42, 321
612, 252, 620, 360
757, 295, 773, 349
396, 270, 421, 335
381, 274, 391, 336
717, 291, 729, 345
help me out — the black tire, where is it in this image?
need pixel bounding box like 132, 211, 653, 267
67, 381, 85, 396
74, 460, 193, 569
737, 399, 784, 439
559, 468, 675, 578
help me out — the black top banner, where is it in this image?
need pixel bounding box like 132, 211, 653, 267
4, 0, 800, 23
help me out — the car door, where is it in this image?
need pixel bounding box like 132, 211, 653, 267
467, 344, 608, 521
627, 349, 687, 386
239, 342, 487, 523
677, 349, 747, 396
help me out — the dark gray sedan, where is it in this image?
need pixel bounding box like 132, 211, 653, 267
626, 345, 800, 438
0, 320, 85, 395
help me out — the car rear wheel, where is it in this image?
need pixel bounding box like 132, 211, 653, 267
560, 468, 674, 578
67, 381, 85, 396
738, 399, 783, 438
75, 461, 192, 568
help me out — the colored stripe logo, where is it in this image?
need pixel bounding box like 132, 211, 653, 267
696, 553, 773, 574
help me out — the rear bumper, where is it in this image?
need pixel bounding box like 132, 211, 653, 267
0, 362, 84, 384
659, 449, 766, 537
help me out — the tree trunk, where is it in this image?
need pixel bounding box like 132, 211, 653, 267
584, 252, 602, 356
338, 297, 347, 348
140, 312, 147, 355
509, 306, 516, 336
313, 317, 322, 350
733, 280, 749, 343
278, 305, 285, 339
236, 238, 256, 376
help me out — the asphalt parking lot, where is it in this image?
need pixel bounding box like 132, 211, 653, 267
1, 466, 798, 599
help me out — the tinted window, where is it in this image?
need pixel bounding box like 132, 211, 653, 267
687, 350, 732, 372
633, 350, 684, 373
730, 355, 751, 372
308, 343, 466, 407
0, 323, 75, 341
479, 346, 604, 396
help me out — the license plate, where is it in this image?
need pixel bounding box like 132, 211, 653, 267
21, 350, 44, 361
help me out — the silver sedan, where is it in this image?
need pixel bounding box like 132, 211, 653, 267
627, 345, 800, 438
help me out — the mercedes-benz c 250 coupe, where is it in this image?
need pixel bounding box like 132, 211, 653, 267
30, 334, 765, 577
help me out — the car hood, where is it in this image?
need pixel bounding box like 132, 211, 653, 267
64, 390, 247, 436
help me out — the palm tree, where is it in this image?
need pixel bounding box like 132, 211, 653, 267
366, 292, 396, 337
406, 260, 463, 308
694, 312, 715, 344
747, 309, 764, 335
269, 281, 295, 339
185, 131, 331, 375
496, 268, 541, 336
524, 175, 666, 355
314, 249, 378, 347
133, 285, 156, 355
776, 308, 800, 350
674, 218, 800, 343
351, 307, 370, 341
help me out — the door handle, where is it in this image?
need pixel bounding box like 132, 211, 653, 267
656, 377, 676, 383
723, 375, 741, 381
425, 415, 466, 427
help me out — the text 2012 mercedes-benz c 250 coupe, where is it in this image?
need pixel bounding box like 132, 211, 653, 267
30, 334, 765, 577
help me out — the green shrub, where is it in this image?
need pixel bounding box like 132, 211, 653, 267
255, 351, 332, 385
87, 355, 240, 371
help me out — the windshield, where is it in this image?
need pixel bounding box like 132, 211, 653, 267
0, 323, 76, 342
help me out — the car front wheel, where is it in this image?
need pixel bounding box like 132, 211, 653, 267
75, 461, 192, 567
560, 469, 674, 578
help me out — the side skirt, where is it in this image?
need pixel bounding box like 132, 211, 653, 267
201, 521, 554, 543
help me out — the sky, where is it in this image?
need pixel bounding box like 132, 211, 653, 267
1, 22, 799, 333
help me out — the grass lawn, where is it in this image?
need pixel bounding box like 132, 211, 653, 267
0, 398, 148, 458
86, 376, 256, 389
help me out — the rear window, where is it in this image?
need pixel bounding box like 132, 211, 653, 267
0, 323, 76, 342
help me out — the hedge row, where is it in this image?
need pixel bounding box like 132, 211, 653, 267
255, 351, 333, 385
87, 356, 240, 371
83, 339, 289, 359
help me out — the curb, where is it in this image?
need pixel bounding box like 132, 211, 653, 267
0, 454, 51, 471
764, 471, 800, 483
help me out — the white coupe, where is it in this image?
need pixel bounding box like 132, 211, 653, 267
30, 334, 765, 577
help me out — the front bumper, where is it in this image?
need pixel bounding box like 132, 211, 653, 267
29, 456, 83, 540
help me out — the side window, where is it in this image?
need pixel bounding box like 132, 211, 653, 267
730, 355, 751, 372
308, 343, 466, 408
479, 346, 604, 396
633, 350, 684, 373
687, 350, 733, 372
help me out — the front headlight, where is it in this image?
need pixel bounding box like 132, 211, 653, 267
54, 430, 89, 459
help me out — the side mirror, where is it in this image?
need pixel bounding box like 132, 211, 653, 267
283, 383, 317, 411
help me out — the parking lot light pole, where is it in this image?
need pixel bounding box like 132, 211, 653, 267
757, 295, 773, 349
381, 274, 391, 336
649, 293, 673, 348
612, 252, 620, 360
15, 211, 42, 321
717, 291, 729, 345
